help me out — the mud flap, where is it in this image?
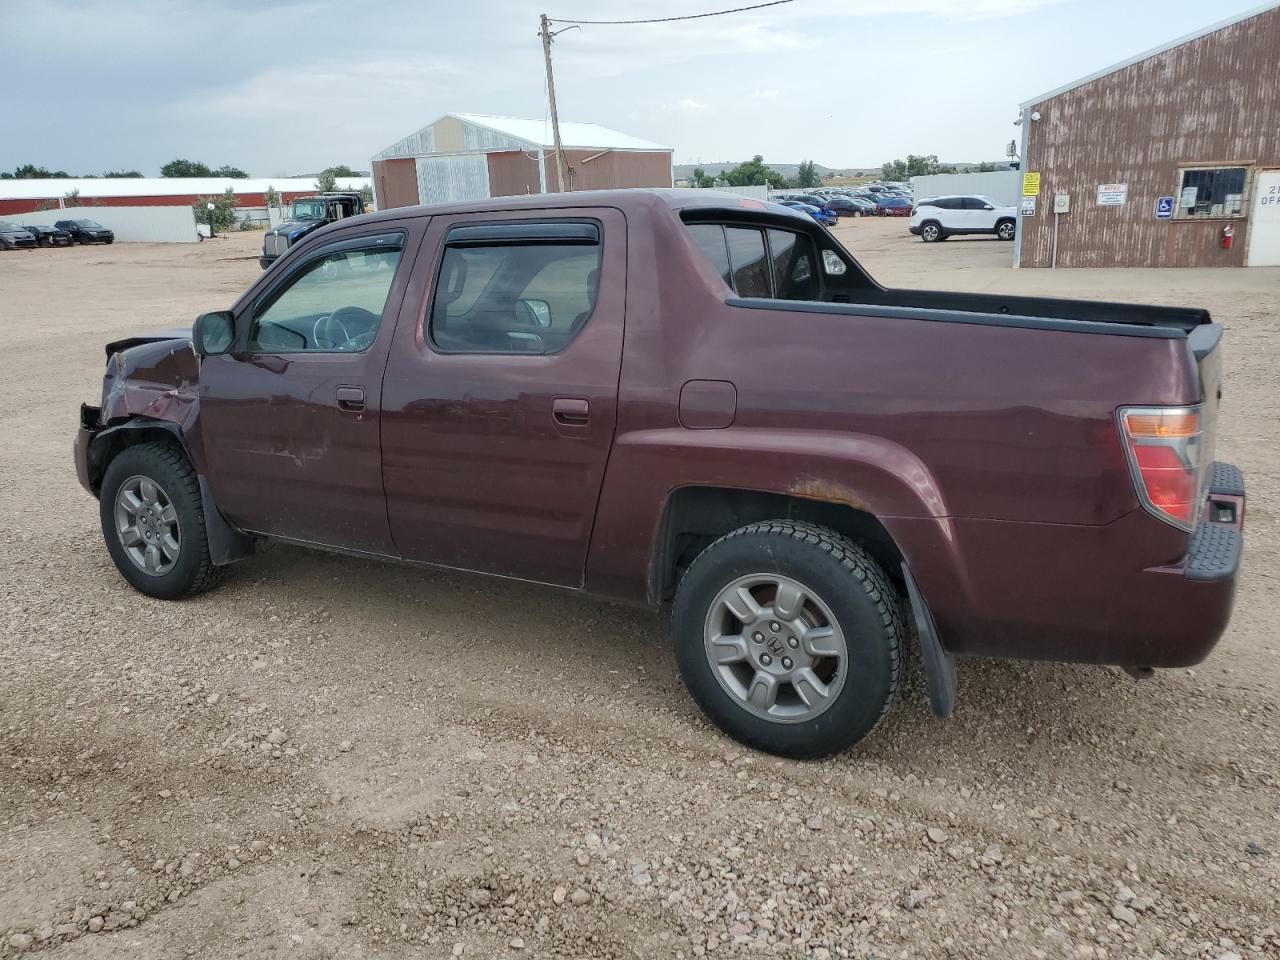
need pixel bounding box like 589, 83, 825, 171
901, 562, 956, 719
198, 475, 255, 566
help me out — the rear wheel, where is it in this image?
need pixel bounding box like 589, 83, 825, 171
996, 219, 1016, 240
672, 521, 903, 758
920, 222, 943, 242
99, 442, 220, 600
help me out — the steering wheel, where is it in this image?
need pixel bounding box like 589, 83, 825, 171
315, 306, 381, 350
312, 313, 350, 349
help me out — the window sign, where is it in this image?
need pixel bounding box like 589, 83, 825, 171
1175, 167, 1248, 219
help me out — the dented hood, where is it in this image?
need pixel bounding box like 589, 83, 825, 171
104, 328, 191, 358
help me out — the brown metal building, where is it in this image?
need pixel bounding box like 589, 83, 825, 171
1015, 2, 1280, 268
370, 113, 673, 210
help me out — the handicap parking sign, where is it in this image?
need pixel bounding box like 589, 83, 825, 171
1155, 196, 1175, 219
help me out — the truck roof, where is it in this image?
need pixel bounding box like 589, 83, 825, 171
354, 188, 812, 228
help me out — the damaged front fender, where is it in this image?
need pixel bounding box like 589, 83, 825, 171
100, 335, 200, 428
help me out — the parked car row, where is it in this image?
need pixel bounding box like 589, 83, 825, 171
0, 219, 114, 250
771, 183, 916, 222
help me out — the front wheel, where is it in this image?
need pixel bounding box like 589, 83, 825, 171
920, 222, 943, 242
672, 521, 904, 759
996, 219, 1016, 240
99, 442, 220, 600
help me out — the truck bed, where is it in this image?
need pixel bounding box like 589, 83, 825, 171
845, 288, 1210, 333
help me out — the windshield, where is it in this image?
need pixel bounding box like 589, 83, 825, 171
291, 200, 327, 221
0, 222, 20, 231
76, 220, 104, 228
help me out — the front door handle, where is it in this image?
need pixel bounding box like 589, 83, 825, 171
552, 397, 590, 425
336, 385, 366, 412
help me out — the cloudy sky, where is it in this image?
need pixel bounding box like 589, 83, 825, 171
0, 0, 1266, 176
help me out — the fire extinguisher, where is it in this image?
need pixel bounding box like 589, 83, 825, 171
1221, 224, 1234, 249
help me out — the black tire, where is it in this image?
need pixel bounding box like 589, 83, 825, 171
853, 209, 863, 218
99, 441, 220, 600
919, 221, 944, 243
995, 219, 1016, 241
672, 521, 904, 759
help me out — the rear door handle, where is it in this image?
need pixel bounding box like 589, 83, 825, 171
336, 385, 366, 412
552, 397, 590, 425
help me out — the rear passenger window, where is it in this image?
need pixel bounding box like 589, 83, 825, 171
429, 221, 602, 355
685, 223, 822, 301
687, 223, 732, 286
725, 227, 770, 298
767, 229, 819, 300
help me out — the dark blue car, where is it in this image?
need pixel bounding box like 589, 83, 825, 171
777, 200, 837, 227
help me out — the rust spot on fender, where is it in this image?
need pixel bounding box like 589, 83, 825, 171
789, 476, 871, 512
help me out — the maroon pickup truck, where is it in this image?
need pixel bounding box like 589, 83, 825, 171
74, 189, 1245, 758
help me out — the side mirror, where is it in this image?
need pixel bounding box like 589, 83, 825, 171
983, 204, 994, 210
193, 310, 235, 356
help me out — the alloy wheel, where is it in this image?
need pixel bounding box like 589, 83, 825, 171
114, 475, 181, 576
703, 573, 848, 723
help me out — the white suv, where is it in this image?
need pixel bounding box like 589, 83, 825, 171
909, 195, 1017, 242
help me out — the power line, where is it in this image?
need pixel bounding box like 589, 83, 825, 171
548, 0, 794, 27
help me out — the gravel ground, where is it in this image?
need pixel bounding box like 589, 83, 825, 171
1, 222, 1277, 960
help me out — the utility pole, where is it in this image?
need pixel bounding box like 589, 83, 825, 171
539, 14, 569, 192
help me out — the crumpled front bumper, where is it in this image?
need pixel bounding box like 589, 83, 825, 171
74, 404, 102, 495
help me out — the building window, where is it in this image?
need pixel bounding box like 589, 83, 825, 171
1174, 166, 1248, 220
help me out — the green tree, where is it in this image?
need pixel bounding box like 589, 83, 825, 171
4, 163, 71, 179
263, 184, 280, 209
975, 161, 997, 173
723, 155, 787, 189
322, 164, 361, 178
881, 154, 958, 181
690, 166, 716, 188
793, 160, 820, 189
162, 158, 213, 177
192, 187, 239, 231
315, 169, 338, 193
358, 184, 374, 205
63, 188, 83, 207
212, 164, 250, 178
101, 169, 144, 178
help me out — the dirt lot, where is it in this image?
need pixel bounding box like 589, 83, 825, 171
1, 220, 1278, 960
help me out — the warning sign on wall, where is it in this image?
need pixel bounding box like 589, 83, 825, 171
1022, 172, 1041, 196
1096, 183, 1128, 205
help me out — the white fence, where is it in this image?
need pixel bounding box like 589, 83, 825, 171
20, 206, 199, 243
714, 185, 770, 200
910, 171, 1021, 207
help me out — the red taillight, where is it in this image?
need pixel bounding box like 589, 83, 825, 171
1118, 406, 1203, 529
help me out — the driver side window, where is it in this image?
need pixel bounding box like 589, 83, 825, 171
247, 233, 404, 353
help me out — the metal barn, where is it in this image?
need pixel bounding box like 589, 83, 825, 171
370, 113, 673, 210
1015, 2, 1280, 268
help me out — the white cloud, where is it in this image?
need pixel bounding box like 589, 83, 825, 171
664, 98, 712, 115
